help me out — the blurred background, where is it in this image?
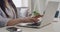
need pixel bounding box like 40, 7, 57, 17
12, 0, 60, 19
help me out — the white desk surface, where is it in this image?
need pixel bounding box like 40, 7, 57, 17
0, 23, 54, 32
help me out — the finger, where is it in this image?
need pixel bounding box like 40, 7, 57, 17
32, 18, 39, 23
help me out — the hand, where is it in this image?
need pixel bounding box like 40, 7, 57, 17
32, 15, 43, 19
21, 17, 39, 23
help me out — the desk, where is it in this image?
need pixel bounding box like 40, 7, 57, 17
0, 23, 55, 32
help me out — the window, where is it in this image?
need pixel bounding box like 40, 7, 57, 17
12, 0, 28, 7
12, 0, 29, 17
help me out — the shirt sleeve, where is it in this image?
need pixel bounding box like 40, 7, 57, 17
0, 8, 12, 27
0, 15, 12, 27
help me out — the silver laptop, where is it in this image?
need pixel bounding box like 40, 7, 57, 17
40, 1, 59, 27
17, 1, 59, 28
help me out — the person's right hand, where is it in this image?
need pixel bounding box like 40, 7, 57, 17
21, 17, 39, 23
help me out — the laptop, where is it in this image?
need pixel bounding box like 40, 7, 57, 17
17, 1, 59, 28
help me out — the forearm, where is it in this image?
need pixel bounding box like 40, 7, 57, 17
7, 19, 23, 26
7, 18, 31, 26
